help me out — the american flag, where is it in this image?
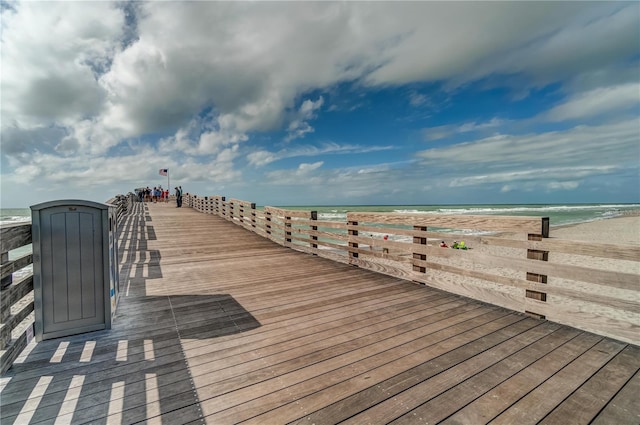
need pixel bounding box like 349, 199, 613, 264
159, 168, 168, 176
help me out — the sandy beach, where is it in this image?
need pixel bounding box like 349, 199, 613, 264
551, 214, 640, 245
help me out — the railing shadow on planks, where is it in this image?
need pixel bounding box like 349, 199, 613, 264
185, 193, 639, 347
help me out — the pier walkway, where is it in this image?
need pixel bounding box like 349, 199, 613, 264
1, 202, 638, 424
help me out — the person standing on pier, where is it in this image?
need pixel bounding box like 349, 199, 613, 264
175, 186, 183, 207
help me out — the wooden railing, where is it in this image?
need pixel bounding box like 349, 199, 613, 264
185, 193, 640, 345
0, 221, 33, 374
0, 194, 134, 373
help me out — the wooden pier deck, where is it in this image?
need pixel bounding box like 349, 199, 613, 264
1, 202, 638, 424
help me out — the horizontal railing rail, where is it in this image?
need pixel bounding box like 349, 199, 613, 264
184, 193, 639, 345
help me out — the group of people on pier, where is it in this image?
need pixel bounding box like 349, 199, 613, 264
138, 186, 169, 203
136, 185, 183, 207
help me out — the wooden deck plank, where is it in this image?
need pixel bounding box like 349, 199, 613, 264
341, 323, 570, 424
409, 331, 604, 424
182, 294, 455, 372
488, 338, 628, 424
439, 331, 604, 424
1, 202, 638, 425
591, 368, 640, 425
539, 344, 640, 424
245, 314, 533, 425
194, 303, 493, 410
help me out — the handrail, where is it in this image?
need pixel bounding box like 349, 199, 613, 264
184, 192, 639, 345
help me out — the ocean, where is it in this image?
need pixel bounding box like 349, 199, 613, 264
2, 204, 639, 228
276, 203, 640, 228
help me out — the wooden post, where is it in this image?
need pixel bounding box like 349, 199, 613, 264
0, 251, 12, 342
525, 217, 550, 319
348, 220, 359, 263
221, 197, 227, 219
251, 203, 257, 228
310, 211, 318, 253
413, 226, 427, 273
265, 210, 272, 235
285, 215, 292, 245
0, 252, 11, 290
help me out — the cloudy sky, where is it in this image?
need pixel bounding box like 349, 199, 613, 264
1, 1, 639, 208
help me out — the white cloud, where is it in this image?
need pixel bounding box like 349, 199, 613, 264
457, 118, 506, 133
362, 3, 638, 88
246, 142, 395, 167
417, 118, 639, 170
416, 119, 639, 194
547, 181, 580, 190
449, 167, 615, 188
409, 92, 428, 107
298, 161, 324, 173
4, 2, 635, 146
422, 117, 508, 141
285, 97, 325, 142
246, 150, 278, 167
265, 161, 325, 184
1, 2, 123, 127
543, 82, 640, 122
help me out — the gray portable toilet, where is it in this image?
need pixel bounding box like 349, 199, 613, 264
31, 200, 120, 341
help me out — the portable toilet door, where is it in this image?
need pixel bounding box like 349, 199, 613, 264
31, 200, 113, 341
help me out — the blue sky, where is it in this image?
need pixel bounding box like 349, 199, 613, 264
1, 1, 639, 208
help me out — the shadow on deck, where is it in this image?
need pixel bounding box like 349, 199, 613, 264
0, 203, 260, 424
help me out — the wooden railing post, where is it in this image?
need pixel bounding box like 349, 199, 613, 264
285, 215, 292, 245
221, 197, 227, 219
1, 252, 12, 289
310, 211, 318, 253
348, 219, 359, 263
525, 217, 550, 319
251, 203, 257, 228
265, 210, 272, 235
413, 226, 427, 274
